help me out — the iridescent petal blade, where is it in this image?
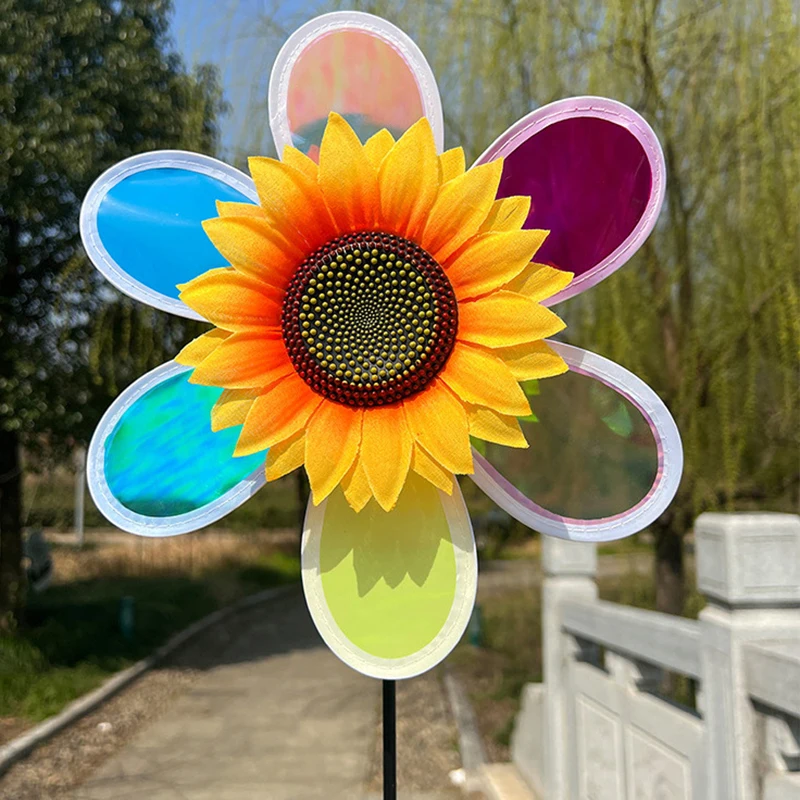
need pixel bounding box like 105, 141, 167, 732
88, 362, 266, 536
80, 151, 258, 319
302, 473, 476, 680
269, 11, 444, 158
470, 342, 682, 542
475, 97, 666, 304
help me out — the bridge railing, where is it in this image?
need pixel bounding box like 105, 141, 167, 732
510, 513, 800, 800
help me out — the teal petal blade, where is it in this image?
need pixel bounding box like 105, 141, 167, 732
88, 362, 266, 536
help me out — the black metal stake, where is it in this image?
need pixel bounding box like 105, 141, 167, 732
382, 679, 396, 800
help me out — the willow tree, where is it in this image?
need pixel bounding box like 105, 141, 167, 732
339, 0, 799, 614
0, 0, 225, 629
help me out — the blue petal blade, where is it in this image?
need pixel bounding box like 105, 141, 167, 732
80, 151, 258, 319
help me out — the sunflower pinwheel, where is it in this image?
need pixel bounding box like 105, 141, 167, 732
80, 11, 682, 679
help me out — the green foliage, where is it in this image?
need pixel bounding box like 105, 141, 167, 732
0, 0, 226, 447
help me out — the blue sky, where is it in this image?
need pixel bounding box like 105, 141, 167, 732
170, 0, 327, 160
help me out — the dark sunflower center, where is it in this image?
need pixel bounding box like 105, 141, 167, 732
281, 231, 458, 407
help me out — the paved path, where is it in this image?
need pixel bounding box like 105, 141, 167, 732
69, 588, 380, 800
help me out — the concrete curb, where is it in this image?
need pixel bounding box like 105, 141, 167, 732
443, 671, 487, 793
480, 763, 538, 800
0, 583, 294, 776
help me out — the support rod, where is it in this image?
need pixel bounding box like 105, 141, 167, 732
382, 679, 396, 800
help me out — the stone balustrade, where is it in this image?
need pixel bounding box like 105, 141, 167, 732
510, 513, 800, 800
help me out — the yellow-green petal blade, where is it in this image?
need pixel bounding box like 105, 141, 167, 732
302, 472, 476, 679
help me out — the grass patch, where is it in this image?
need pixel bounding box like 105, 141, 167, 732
0, 535, 299, 724
449, 586, 543, 763
484, 532, 654, 561
597, 534, 654, 557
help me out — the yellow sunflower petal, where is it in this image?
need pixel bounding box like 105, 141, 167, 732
493, 340, 569, 381
211, 389, 257, 432
266, 429, 306, 481
504, 263, 574, 302
479, 196, 531, 233
403, 380, 473, 474
439, 147, 465, 183
360, 404, 412, 512
235, 373, 323, 456
378, 117, 440, 240
421, 159, 504, 263
248, 156, 337, 252
305, 401, 363, 505
202, 216, 301, 288
190, 332, 292, 389
440, 342, 531, 417
178, 268, 282, 332
363, 129, 395, 170
282, 145, 318, 180
458, 291, 566, 348
175, 329, 231, 367
341, 457, 372, 513
466, 404, 528, 448
215, 200, 265, 218
318, 112, 379, 233
411, 445, 455, 494
447, 229, 548, 301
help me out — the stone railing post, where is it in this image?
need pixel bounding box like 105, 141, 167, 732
696, 513, 800, 800
540, 535, 598, 800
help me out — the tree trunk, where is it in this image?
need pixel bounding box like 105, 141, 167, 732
653, 521, 685, 617
0, 428, 24, 632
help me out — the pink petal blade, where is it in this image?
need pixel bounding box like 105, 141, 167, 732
469, 342, 682, 542
475, 97, 666, 305
269, 12, 444, 158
